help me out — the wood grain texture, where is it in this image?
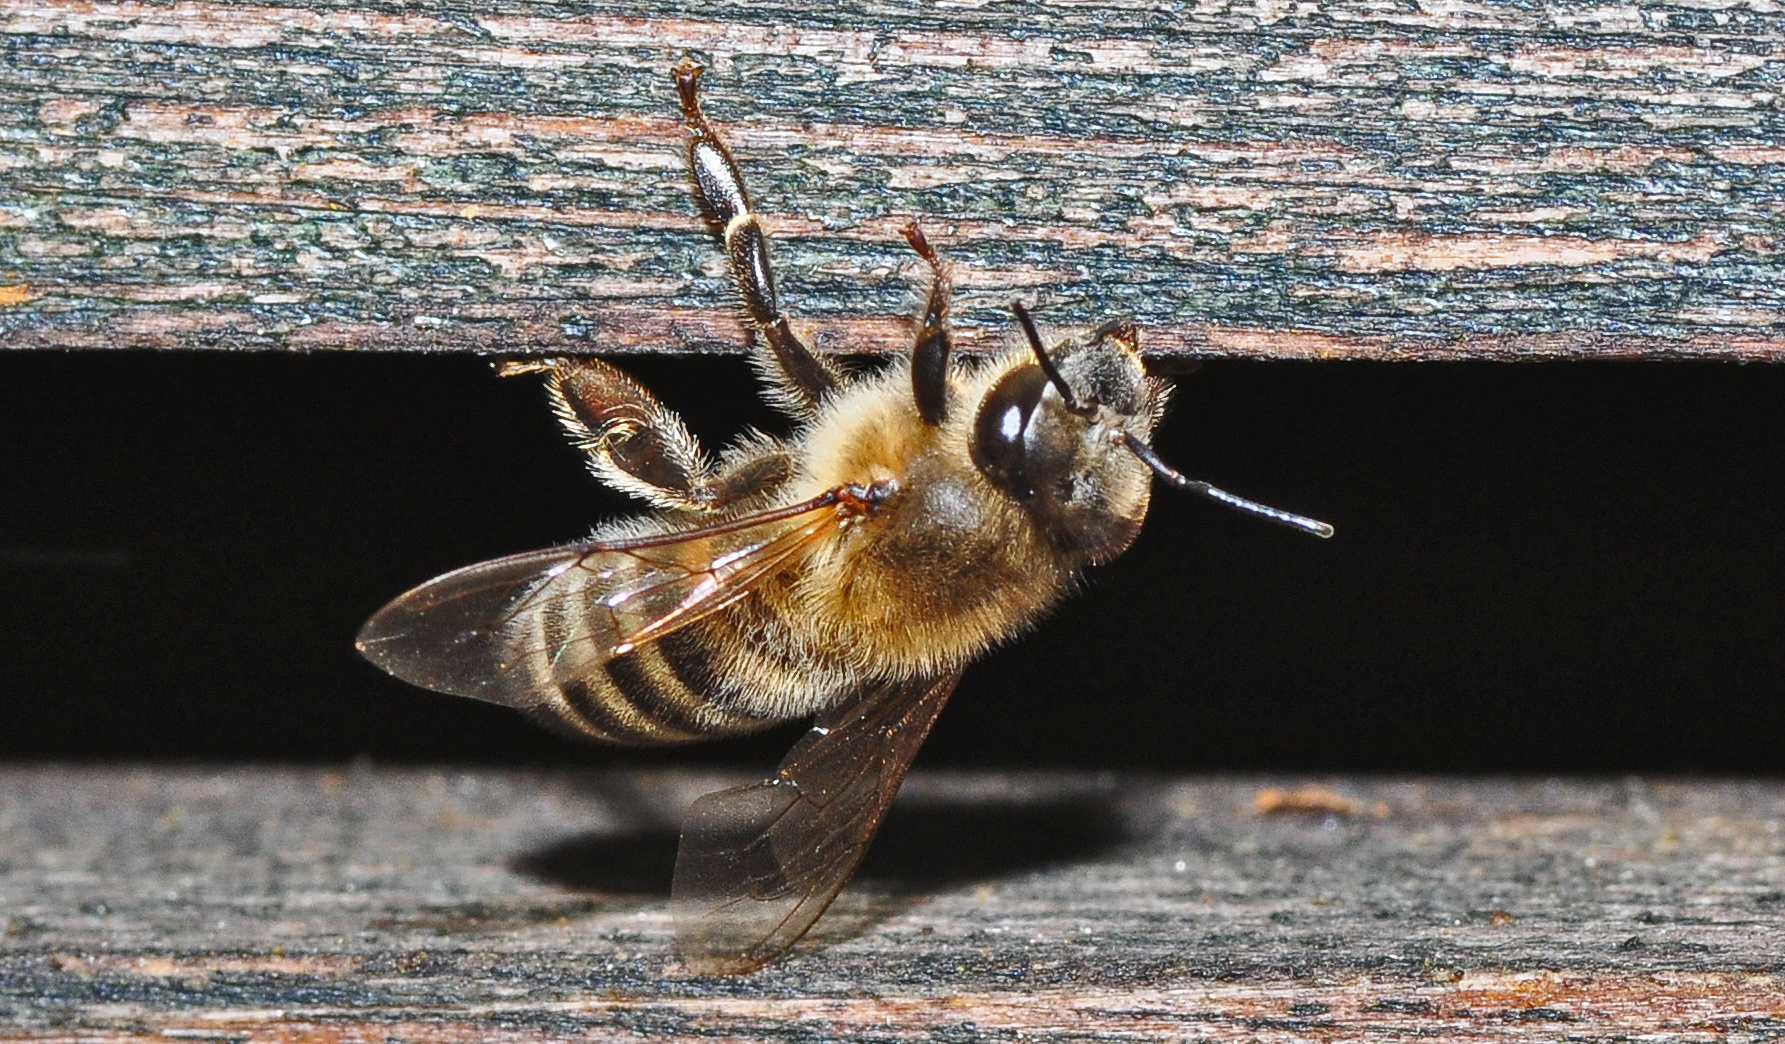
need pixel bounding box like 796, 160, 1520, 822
1, 766, 1782, 1041
1, 1, 1782, 358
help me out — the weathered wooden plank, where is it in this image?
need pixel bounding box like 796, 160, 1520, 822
1, 766, 1782, 1041
1, 1, 1782, 358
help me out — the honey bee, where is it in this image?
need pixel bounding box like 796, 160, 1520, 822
357, 59, 1332, 975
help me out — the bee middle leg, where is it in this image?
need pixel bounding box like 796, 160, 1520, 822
902, 221, 954, 426
673, 60, 844, 420
501, 358, 787, 512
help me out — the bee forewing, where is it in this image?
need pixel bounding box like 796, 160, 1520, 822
356, 490, 862, 714
672, 669, 963, 975
354, 544, 590, 708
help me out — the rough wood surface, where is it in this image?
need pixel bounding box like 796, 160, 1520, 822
2, 1, 1783, 359
1, 766, 1781, 1041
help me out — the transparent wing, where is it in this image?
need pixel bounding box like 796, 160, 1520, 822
672, 669, 964, 975
355, 487, 862, 710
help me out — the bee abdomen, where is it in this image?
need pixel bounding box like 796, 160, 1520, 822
544, 622, 772, 746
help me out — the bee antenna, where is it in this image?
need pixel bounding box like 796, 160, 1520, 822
1117, 433, 1334, 539
1011, 302, 1095, 417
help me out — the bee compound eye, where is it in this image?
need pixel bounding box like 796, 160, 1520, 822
971, 365, 1051, 499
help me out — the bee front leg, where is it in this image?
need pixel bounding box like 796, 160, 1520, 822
673, 60, 844, 420
501, 358, 782, 512
902, 221, 953, 426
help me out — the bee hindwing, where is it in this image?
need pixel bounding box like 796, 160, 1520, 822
671, 669, 964, 974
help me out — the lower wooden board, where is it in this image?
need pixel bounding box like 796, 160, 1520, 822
1, 766, 1782, 1041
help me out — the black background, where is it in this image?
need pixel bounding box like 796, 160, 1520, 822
4, 350, 1783, 774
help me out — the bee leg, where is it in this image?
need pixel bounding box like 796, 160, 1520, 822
902, 221, 953, 426
500, 358, 740, 512
673, 59, 843, 420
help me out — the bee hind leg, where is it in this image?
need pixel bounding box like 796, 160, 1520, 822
501, 358, 781, 512
673, 59, 844, 421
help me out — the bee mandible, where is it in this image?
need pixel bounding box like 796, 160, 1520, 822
357, 59, 1332, 975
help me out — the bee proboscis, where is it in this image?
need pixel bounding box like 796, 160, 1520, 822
357, 59, 1331, 975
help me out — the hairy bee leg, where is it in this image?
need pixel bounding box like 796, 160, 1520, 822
673, 59, 843, 419
903, 222, 953, 427
499, 358, 735, 512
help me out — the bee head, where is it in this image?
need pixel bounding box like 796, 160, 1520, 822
972, 304, 1335, 555
970, 305, 1163, 564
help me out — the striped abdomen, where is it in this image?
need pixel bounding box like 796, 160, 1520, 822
525, 588, 853, 746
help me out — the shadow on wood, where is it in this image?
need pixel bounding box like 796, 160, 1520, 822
513, 790, 1130, 897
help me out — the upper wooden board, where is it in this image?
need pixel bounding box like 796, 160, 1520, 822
1, 0, 1782, 358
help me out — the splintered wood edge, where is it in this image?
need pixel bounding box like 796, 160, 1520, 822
16, 971, 1785, 1041
6, 307, 1785, 361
